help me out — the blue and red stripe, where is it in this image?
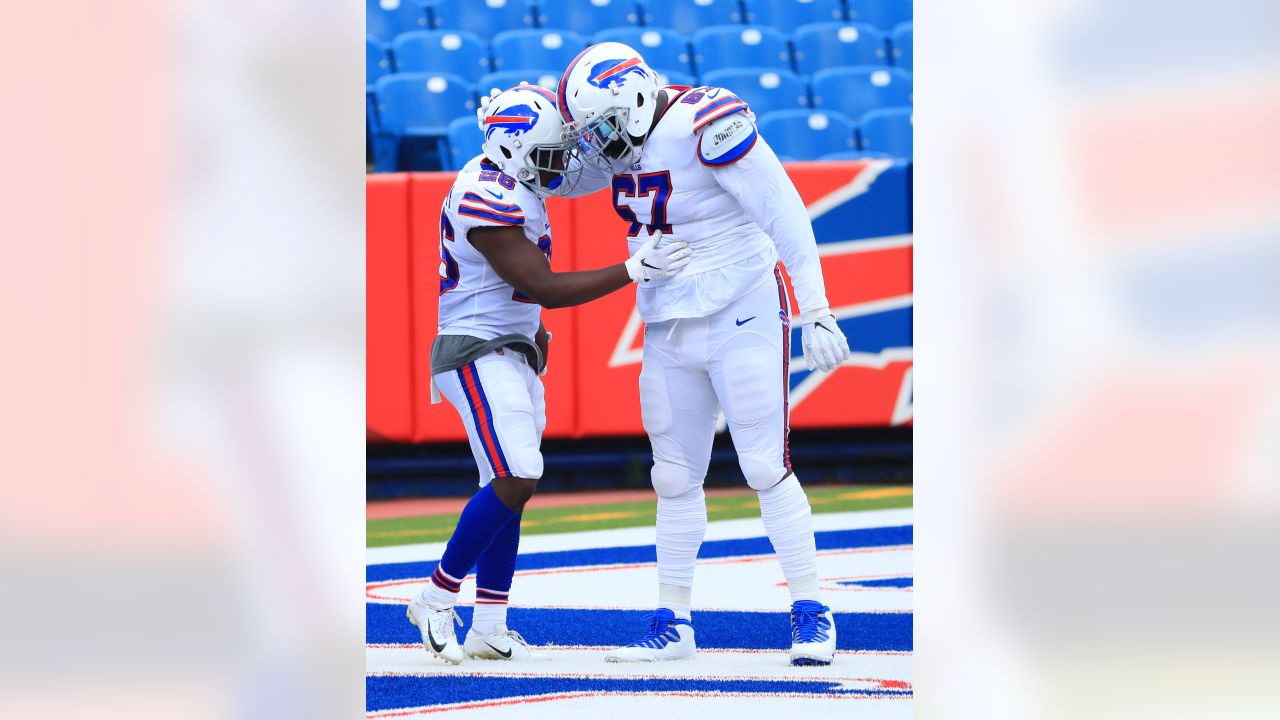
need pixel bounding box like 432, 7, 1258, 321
475, 588, 509, 605
694, 95, 742, 121
462, 192, 522, 214
457, 363, 511, 477
431, 567, 462, 593
558, 46, 594, 123
774, 267, 793, 470
457, 204, 525, 226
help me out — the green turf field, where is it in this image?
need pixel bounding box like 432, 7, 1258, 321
367, 484, 912, 547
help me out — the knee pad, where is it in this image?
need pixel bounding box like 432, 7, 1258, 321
651, 459, 696, 498
740, 452, 787, 491
503, 446, 543, 480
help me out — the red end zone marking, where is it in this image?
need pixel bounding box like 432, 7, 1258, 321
367, 643, 912, 657
368, 688, 912, 717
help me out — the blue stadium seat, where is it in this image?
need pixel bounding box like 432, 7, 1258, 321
857, 106, 911, 157
536, 0, 641, 34
477, 69, 562, 93
891, 22, 912, 70
757, 109, 856, 160
845, 0, 912, 32
820, 149, 892, 160
742, 0, 845, 33
692, 25, 793, 74
368, 37, 392, 89
446, 115, 485, 170
655, 68, 697, 87
490, 29, 588, 71
701, 68, 809, 114
428, 0, 533, 40
367, 0, 430, 43
811, 66, 911, 121
592, 27, 694, 76
372, 72, 476, 171
392, 31, 491, 82
640, 0, 746, 36
792, 22, 887, 74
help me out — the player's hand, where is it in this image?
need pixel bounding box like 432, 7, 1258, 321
624, 230, 692, 283
476, 84, 516, 124
800, 308, 850, 372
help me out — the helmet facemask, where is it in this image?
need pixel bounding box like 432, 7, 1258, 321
565, 107, 643, 173
521, 140, 583, 197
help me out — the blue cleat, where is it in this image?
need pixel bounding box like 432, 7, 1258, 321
604, 608, 696, 663
789, 600, 836, 666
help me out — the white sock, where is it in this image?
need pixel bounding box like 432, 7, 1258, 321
470, 603, 508, 636
655, 485, 707, 591
659, 583, 693, 620
758, 474, 822, 603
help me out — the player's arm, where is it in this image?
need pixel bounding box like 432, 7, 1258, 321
698, 112, 851, 371
469, 226, 691, 309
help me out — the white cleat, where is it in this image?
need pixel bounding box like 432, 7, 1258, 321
463, 624, 551, 661
604, 608, 696, 663
789, 600, 836, 666
406, 599, 465, 664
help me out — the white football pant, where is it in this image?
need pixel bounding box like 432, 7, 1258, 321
640, 267, 818, 600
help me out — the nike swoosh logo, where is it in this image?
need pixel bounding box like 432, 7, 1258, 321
485, 642, 512, 659
425, 622, 446, 653
485, 189, 504, 199
815, 321, 836, 334
641, 260, 658, 270
736, 316, 756, 326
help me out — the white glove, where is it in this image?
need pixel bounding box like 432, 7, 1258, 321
800, 308, 850, 372
476, 83, 523, 125
623, 230, 692, 283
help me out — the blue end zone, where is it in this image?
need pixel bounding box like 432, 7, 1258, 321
367, 525, 913, 583
368, 674, 910, 712
369, 605, 912, 652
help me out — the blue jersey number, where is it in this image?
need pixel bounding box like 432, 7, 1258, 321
512, 234, 553, 303
439, 211, 459, 295
612, 171, 673, 237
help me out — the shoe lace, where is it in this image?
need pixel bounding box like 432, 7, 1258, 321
791, 605, 828, 644
625, 613, 681, 648
432, 606, 463, 633
502, 629, 530, 647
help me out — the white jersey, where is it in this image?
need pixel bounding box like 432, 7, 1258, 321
437, 155, 552, 340
579, 85, 830, 323
604, 86, 779, 323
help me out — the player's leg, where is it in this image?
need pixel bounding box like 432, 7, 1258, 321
464, 362, 548, 661
709, 269, 835, 665
606, 322, 718, 662
408, 353, 544, 664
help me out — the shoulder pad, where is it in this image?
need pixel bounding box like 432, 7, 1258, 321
697, 112, 758, 167
686, 87, 751, 133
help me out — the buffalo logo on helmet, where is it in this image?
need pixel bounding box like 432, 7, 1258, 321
483, 104, 540, 140
586, 57, 648, 89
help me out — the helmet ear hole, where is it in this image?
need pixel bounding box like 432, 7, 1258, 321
501, 146, 512, 159
636, 92, 644, 107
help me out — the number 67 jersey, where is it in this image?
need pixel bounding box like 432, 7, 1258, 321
605, 86, 803, 324
437, 155, 553, 341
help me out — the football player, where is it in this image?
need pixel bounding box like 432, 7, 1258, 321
407, 84, 692, 664
558, 44, 851, 665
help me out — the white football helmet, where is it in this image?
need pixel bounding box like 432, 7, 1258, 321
558, 42, 661, 172
479, 84, 581, 197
